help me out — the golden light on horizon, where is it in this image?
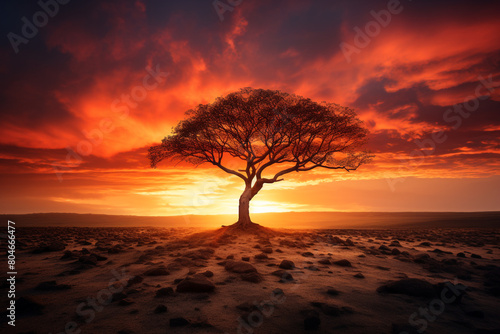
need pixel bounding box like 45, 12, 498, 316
0, 1, 499, 217
2, 2, 500, 332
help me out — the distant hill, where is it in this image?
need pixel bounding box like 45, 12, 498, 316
2, 211, 499, 229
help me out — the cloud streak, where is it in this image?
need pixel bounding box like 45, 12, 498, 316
0, 0, 499, 215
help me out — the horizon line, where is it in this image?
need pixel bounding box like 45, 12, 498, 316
2, 210, 500, 217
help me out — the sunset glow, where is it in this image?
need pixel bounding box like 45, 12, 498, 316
1, 0, 499, 218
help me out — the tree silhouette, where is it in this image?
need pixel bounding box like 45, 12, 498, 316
149, 88, 372, 230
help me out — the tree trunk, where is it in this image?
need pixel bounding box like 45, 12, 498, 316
237, 186, 253, 226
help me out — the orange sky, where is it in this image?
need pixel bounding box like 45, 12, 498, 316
1, 0, 499, 216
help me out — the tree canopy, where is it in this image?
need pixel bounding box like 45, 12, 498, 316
149, 88, 372, 227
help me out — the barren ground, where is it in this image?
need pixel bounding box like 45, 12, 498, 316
1, 226, 500, 334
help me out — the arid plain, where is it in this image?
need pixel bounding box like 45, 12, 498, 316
1, 212, 499, 334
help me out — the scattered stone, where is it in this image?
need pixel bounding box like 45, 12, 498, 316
271, 270, 294, 282
176, 274, 215, 293
35, 281, 71, 291
262, 247, 273, 254
457, 252, 466, 258
345, 238, 355, 246
303, 310, 321, 330
127, 275, 144, 287
279, 260, 295, 270
326, 288, 340, 296
413, 253, 431, 263
241, 272, 263, 283
302, 252, 314, 257
236, 301, 257, 312
318, 258, 331, 265
170, 317, 190, 327
57, 269, 81, 276
190, 320, 214, 328
225, 261, 257, 273
154, 304, 168, 314
484, 267, 500, 296
119, 298, 134, 306
60, 250, 77, 260
254, 253, 269, 260
442, 258, 458, 265
471, 254, 482, 259
376, 266, 390, 271
202, 270, 214, 278
127, 288, 140, 295
390, 240, 402, 247
112, 292, 127, 302
272, 288, 284, 298
379, 245, 391, 252
354, 273, 365, 279
91, 253, 108, 261
108, 245, 124, 254
377, 278, 436, 298
78, 255, 98, 266
332, 259, 351, 267
17, 297, 44, 315
242, 257, 250, 262
143, 266, 170, 276
435, 281, 467, 303
305, 265, 320, 271
311, 302, 342, 317
432, 249, 452, 254
155, 287, 174, 297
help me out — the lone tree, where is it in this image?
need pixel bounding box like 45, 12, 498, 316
149, 88, 372, 230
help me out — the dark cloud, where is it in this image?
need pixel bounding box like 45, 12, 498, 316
0, 0, 499, 214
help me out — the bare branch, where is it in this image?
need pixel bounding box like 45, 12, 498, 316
148, 88, 373, 199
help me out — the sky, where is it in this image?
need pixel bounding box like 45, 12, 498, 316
0, 0, 499, 217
